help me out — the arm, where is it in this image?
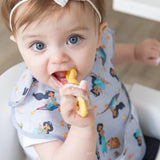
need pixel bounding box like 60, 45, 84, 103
113, 39, 160, 66
34, 125, 96, 160
34, 81, 97, 160
113, 43, 135, 66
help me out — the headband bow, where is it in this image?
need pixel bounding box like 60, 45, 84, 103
54, 0, 68, 7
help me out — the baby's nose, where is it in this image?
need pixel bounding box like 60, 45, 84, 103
50, 48, 70, 64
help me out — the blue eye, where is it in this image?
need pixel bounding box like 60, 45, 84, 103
67, 35, 81, 45
32, 42, 45, 51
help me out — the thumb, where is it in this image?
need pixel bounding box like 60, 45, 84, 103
79, 80, 88, 91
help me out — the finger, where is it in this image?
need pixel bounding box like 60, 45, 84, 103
152, 40, 160, 47
151, 46, 160, 52
150, 40, 160, 51
60, 82, 92, 111
147, 38, 160, 46
60, 84, 88, 98
157, 57, 160, 64
146, 49, 159, 58
60, 95, 77, 116
146, 57, 159, 66
79, 80, 88, 91
79, 81, 91, 103
59, 84, 78, 96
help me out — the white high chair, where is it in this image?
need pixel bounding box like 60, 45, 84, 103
0, 62, 160, 160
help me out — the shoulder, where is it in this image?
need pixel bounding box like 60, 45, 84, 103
9, 69, 34, 107
100, 26, 115, 59
103, 26, 115, 37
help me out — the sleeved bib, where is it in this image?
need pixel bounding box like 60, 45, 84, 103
9, 26, 146, 160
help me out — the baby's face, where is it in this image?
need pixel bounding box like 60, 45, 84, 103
15, 2, 105, 90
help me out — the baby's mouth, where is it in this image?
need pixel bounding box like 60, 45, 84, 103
51, 71, 68, 86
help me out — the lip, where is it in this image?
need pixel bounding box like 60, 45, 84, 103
50, 70, 68, 87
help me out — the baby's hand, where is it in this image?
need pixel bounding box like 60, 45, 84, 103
66, 69, 87, 117
135, 39, 160, 65
59, 81, 95, 128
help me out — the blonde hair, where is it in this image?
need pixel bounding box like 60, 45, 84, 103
1, 0, 106, 34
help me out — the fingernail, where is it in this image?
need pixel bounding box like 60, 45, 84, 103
157, 57, 160, 65
79, 80, 86, 86
80, 80, 88, 90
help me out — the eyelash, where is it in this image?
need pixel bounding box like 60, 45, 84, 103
66, 34, 85, 46
29, 41, 46, 52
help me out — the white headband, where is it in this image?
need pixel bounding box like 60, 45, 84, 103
9, 0, 102, 31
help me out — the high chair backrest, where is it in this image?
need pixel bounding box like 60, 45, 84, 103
0, 62, 26, 160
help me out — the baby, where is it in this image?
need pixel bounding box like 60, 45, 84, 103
1, 0, 160, 159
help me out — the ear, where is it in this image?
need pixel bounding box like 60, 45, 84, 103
10, 35, 16, 43
97, 22, 108, 48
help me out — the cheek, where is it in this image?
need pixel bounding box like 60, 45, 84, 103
19, 50, 48, 81
25, 61, 44, 81
75, 48, 96, 79
18, 46, 33, 66
27, 64, 49, 86
18, 46, 44, 69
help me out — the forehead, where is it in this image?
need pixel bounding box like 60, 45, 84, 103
16, 2, 96, 36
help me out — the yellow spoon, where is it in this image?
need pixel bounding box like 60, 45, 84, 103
66, 68, 87, 117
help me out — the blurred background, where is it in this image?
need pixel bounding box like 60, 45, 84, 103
0, 0, 160, 89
